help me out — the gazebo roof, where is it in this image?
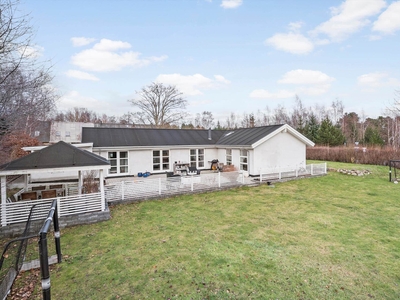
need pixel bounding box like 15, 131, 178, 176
0, 141, 110, 175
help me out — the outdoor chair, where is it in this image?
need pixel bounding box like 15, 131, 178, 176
21, 191, 37, 201
41, 189, 57, 199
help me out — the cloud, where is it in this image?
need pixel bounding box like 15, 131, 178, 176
288, 21, 304, 32
311, 0, 386, 42
71, 39, 167, 72
250, 69, 335, 99
58, 91, 105, 111
249, 89, 295, 99
221, 0, 242, 9
265, 32, 314, 55
278, 69, 335, 85
372, 1, 400, 34
357, 72, 400, 90
19, 45, 44, 59
214, 75, 231, 84
71, 37, 96, 47
65, 70, 100, 81
155, 73, 230, 96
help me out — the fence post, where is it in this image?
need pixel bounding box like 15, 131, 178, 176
260, 172, 263, 184
159, 178, 162, 195
242, 172, 245, 184
311, 164, 314, 176
279, 171, 281, 180
218, 171, 221, 188
324, 162, 327, 174
57, 197, 61, 217
1, 203, 6, 227
121, 181, 125, 201
191, 176, 194, 191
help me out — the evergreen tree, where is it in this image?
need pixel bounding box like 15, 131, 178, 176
318, 118, 345, 146
304, 113, 320, 143
364, 127, 384, 146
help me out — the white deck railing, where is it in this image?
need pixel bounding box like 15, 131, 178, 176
105, 163, 327, 203
1, 192, 104, 226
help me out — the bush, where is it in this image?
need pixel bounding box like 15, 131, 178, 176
307, 146, 400, 165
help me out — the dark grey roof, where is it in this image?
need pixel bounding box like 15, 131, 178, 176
216, 125, 285, 146
0, 141, 110, 171
82, 127, 228, 147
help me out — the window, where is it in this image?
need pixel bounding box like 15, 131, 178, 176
240, 149, 248, 171
226, 149, 232, 165
108, 151, 128, 174
65, 131, 71, 137
153, 150, 169, 171
190, 149, 204, 168
34, 131, 40, 137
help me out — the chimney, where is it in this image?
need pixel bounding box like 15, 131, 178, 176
208, 128, 212, 140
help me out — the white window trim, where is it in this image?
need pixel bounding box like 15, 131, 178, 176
108, 151, 129, 175
240, 149, 248, 171
190, 149, 205, 169
152, 149, 170, 172
226, 149, 232, 166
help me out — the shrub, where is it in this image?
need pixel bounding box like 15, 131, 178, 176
307, 146, 400, 165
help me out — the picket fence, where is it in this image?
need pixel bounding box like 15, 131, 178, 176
1, 192, 104, 226
105, 163, 327, 203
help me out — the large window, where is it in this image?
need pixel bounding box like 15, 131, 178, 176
108, 151, 129, 174
153, 150, 170, 171
226, 149, 232, 165
190, 149, 204, 168
240, 149, 248, 171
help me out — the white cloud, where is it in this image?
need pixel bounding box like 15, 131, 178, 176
221, 0, 242, 9
58, 91, 131, 115
71, 37, 96, 47
155, 73, 230, 96
250, 69, 335, 99
71, 39, 167, 72
357, 72, 400, 90
265, 32, 314, 55
19, 45, 44, 58
288, 21, 304, 32
59, 91, 105, 111
65, 70, 100, 81
214, 75, 231, 84
249, 89, 295, 99
311, 0, 386, 42
278, 69, 335, 85
92, 39, 131, 51
372, 1, 400, 34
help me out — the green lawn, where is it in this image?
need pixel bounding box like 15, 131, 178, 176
13, 162, 400, 299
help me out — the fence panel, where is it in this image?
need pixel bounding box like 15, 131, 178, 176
1, 192, 103, 226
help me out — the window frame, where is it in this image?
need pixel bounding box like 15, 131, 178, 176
152, 149, 170, 172
226, 149, 232, 166
190, 149, 205, 168
108, 151, 129, 175
239, 149, 248, 171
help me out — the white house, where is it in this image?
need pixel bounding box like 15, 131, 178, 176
81, 124, 315, 177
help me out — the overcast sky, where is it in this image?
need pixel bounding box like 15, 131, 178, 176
23, 0, 400, 121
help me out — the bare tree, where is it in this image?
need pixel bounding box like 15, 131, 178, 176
128, 82, 187, 127
0, 0, 57, 135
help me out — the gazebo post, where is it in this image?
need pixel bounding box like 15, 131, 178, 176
24, 174, 29, 191
1, 176, 7, 226
78, 170, 83, 195
1, 176, 6, 203
99, 169, 105, 211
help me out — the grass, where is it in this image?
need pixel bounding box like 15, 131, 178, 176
10, 161, 400, 299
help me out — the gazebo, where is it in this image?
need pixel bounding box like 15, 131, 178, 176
0, 141, 110, 227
